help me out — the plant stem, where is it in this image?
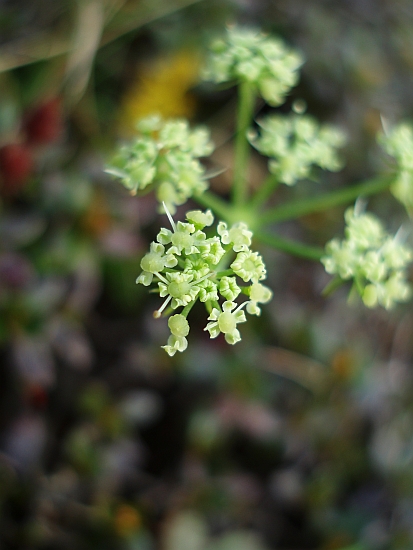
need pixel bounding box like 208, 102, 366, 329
255, 230, 325, 261
251, 172, 280, 208
321, 275, 345, 296
256, 175, 393, 227
232, 81, 256, 206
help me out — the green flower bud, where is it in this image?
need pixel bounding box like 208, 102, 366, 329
168, 315, 190, 338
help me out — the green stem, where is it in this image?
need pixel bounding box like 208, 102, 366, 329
256, 175, 393, 228
321, 275, 345, 297
232, 81, 256, 206
181, 300, 196, 318
193, 190, 231, 222
216, 269, 234, 278
251, 172, 280, 208
255, 230, 325, 261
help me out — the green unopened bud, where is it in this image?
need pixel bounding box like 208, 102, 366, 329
168, 314, 190, 338
186, 209, 214, 229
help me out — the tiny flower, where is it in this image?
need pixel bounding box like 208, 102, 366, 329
246, 282, 273, 315
186, 209, 214, 229
322, 239, 358, 280
198, 279, 219, 302
219, 276, 241, 301
380, 233, 413, 270
156, 181, 186, 214
344, 207, 384, 249
136, 114, 162, 133
157, 219, 206, 256
158, 271, 202, 311
170, 222, 203, 255
360, 250, 387, 283
217, 221, 252, 252
168, 314, 190, 337
362, 272, 411, 310
204, 300, 247, 344
137, 242, 177, 286
231, 250, 266, 282
199, 236, 226, 265
162, 314, 190, 356
162, 334, 188, 356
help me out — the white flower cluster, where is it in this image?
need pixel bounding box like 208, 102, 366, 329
136, 206, 272, 355
249, 114, 346, 185
106, 115, 214, 213
322, 205, 413, 309
379, 122, 413, 213
203, 25, 303, 105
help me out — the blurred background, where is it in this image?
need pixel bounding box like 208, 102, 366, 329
2, 1, 413, 549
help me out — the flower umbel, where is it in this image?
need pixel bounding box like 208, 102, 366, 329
106, 116, 214, 213
203, 25, 303, 105
249, 113, 345, 186
135, 205, 271, 355
322, 204, 413, 309
379, 122, 413, 215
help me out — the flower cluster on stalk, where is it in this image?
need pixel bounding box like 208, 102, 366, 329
203, 25, 303, 105
106, 115, 214, 213
321, 204, 413, 309
249, 114, 346, 185
378, 122, 413, 214
136, 206, 272, 355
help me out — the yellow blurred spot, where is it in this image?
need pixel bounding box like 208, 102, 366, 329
118, 50, 201, 136
82, 191, 111, 236
331, 348, 355, 380
114, 504, 141, 536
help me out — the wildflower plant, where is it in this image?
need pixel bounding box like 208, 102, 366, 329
108, 25, 413, 356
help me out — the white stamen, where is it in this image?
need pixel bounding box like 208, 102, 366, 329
154, 295, 172, 318
162, 201, 176, 232
154, 271, 169, 284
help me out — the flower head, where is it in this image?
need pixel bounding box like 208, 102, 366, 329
322, 204, 413, 309
135, 205, 271, 354
378, 122, 413, 213
106, 116, 214, 213
249, 113, 345, 185
203, 25, 303, 106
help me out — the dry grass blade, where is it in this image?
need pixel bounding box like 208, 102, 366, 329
0, 0, 206, 74
64, 0, 105, 104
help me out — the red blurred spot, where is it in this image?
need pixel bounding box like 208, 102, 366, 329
24, 97, 63, 145
0, 143, 34, 196
25, 384, 48, 410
